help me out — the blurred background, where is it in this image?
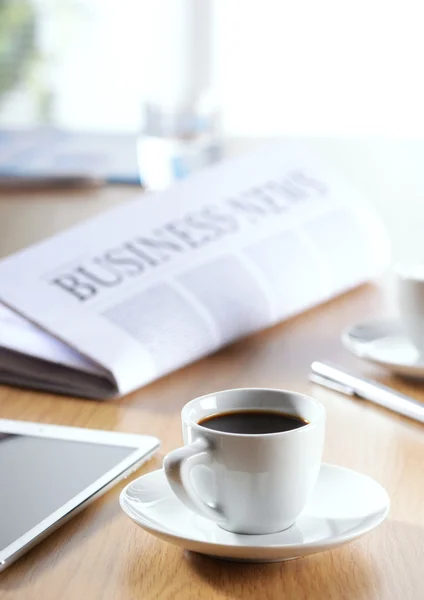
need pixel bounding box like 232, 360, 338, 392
1, 0, 424, 259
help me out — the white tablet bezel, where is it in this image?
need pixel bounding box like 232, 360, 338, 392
0, 419, 160, 572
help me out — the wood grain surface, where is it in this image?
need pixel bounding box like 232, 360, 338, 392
1, 279, 423, 599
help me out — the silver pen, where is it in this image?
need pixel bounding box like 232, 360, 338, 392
309, 361, 424, 424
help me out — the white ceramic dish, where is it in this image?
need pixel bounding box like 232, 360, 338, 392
120, 464, 389, 563
343, 319, 424, 379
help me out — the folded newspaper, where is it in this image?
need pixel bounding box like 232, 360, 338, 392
0, 142, 389, 398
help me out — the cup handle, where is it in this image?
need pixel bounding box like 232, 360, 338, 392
163, 438, 225, 524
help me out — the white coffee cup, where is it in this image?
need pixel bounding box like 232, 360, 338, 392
163, 388, 326, 535
396, 263, 424, 355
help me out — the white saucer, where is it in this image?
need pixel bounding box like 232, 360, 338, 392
120, 464, 389, 562
343, 318, 424, 379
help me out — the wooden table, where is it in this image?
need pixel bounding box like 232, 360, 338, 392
1, 277, 423, 599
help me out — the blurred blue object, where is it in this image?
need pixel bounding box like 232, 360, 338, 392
0, 128, 141, 185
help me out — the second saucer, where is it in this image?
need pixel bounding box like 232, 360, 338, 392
343, 318, 424, 379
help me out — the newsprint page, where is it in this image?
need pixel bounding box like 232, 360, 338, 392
0, 142, 389, 398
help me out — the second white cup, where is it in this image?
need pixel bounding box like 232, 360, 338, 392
396, 262, 424, 355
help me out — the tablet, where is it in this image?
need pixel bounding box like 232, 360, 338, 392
0, 419, 159, 572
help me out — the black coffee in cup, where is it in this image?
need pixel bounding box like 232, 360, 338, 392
198, 410, 308, 435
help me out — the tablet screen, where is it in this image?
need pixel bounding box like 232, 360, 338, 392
0, 434, 135, 552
